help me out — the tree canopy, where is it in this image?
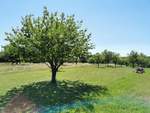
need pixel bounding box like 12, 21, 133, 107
5, 7, 93, 83
128, 51, 139, 68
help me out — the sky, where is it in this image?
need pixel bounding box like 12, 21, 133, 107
0, 0, 150, 56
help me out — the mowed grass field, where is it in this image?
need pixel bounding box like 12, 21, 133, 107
0, 63, 150, 113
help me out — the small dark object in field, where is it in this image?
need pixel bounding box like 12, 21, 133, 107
136, 67, 145, 74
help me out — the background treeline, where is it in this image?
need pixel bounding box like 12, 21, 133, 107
88, 50, 150, 68
0, 49, 150, 68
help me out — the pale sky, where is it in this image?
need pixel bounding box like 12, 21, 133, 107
0, 0, 150, 56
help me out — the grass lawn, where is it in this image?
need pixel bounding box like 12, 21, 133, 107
0, 63, 150, 113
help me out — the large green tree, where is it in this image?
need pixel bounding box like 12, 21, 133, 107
3, 44, 21, 64
5, 7, 93, 83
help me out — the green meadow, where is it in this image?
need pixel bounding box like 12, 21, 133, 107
0, 63, 150, 113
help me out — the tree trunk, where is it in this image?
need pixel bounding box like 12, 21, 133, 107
98, 63, 100, 68
132, 63, 135, 68
51, 69, 57, 84
75, 58, 78, 64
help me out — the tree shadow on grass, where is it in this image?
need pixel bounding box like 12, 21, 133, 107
0, 80, 108, 113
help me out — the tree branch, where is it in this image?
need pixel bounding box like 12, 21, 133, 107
45, 62, 51, 68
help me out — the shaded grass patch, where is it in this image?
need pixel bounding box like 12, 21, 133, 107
0, 80, 108, 112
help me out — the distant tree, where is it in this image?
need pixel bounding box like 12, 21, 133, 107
79, 56, 87, 63
146, 57, 150, 68
102, 50, 113, 65
137, 53, 147, 67
88, 55, 96, 64
128, 50, 139, 68
112, 53, 120, 68
5, 7, 93, 83
94, 53, 103, 68
119, 57, 129, 67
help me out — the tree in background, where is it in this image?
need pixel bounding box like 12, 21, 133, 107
137, 53, 148, 67
102, 50, 113, 66
88, 55, 96, 64
94, 53, 103, 68
112, 52, 120, 68
5, 7, 93, 84
128, 50, 139, 68
118, 57, 129, 67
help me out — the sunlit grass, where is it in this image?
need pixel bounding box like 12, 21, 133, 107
0, 63, 150, 113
